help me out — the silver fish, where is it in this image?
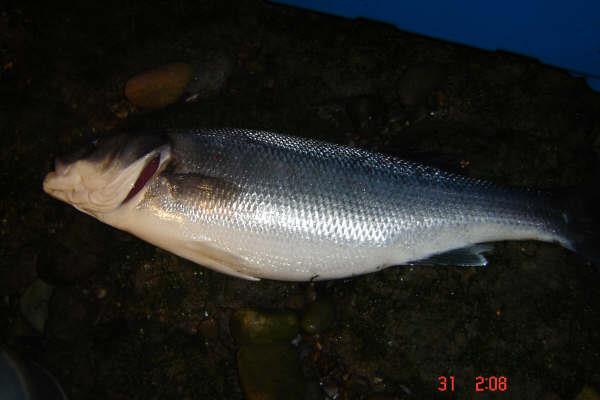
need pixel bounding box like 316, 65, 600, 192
42, 128, 595, 281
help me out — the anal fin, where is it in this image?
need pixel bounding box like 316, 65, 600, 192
180, 240, 261, 281
409, 244, 494, 267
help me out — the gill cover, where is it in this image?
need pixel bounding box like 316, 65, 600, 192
43, 133, 170, 215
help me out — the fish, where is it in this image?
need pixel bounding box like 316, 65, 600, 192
42, 128, 598, 281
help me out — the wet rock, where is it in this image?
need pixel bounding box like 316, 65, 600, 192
397, 63, 446, 106
19, 279, 54, 333
576, 385, 600, 400
184, 52, 233, 102
237, 343, 305, 400
230, 308, 299, 344
322, 382, 340, 399
125, 62, 193, 109
301, 298, 335, 334
110, 99, 134, 119
94, 286, 108, 300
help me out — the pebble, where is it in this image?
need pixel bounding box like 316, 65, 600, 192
94, 287, 107, 300
19, 279, 54, 333
576, 385, 600, 400
125, 62, 193, 109
237, 343, 305, 400
230, 308, 299, 345
184, 52, 232, 102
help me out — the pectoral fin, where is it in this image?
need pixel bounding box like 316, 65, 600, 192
409, 244, 494, 267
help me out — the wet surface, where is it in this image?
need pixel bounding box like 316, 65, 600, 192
1, 1, 600, 399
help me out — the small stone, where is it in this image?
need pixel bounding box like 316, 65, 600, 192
576, 385, 600, 400
19, 279, 54, 333
230, 308, 299, 345
94, 287, 107, 299
301, 298, 335, 334
124, 62, 193, 109
110, 100, 133, 119
237, 343, 305, 400
184, 52, 232, 102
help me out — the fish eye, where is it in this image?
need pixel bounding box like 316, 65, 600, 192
80, 139, 98, 158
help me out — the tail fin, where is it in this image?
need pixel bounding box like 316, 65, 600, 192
561, 184, 600, 265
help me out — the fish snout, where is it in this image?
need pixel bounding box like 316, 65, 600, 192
42, 167, 81, 197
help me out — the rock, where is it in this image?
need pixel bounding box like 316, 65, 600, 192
184, 52, 233, 102
237, 343, 305, 400
124, 62, 193, 109
110, 100, 134, 119
397, 63, 446, 106
301, 298, 335, 334
230, 308, 299, 345
19, 279, 54, 333
576, 385, 600, 400
94, 287, 107, 300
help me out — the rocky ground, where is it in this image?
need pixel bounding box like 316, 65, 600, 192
1, 1, 600, 399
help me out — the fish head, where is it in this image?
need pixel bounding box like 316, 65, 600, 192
43, 132, 171, 217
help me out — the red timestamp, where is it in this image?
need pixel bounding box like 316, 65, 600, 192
437, 375, 509, 393
475, 376, 509, 392
437, 376, 455, 392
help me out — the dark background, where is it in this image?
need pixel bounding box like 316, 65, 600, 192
1, 1, 599, 399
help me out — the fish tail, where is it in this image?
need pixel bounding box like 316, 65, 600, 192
560, 184, 600, 265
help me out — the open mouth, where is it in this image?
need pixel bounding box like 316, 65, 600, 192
122, 154, 161, 204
